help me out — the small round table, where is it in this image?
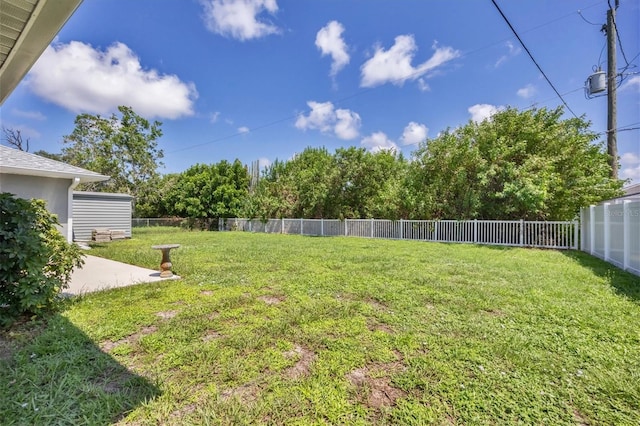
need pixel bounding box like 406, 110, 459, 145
151, 244, 181, 278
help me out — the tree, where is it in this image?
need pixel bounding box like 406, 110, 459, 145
164, 160, 250, 220
61, 106, 164, 215
2, 127, 30, 151
409, 107, 623, 220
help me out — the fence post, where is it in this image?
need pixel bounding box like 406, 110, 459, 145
371, 218, 374, 238
300, 218, 304, 236
345, 220, 348, 237
589, 205, 595, 255
434, 221, 439, 241
579, 208, 585, 251
473, 219, 478, 244
573, 220, 579, 250
399, 219, 404, 240
603, 203, 611, 261
519, 219, 524, 247
623, 201, 630, 272
321, 218, 324, 236
249, 220, 252, 232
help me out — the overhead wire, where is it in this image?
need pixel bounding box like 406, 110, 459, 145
490, 0, 579, 119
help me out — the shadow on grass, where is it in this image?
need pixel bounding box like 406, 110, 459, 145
0, 314, 160, 424
562, 250, 640, 303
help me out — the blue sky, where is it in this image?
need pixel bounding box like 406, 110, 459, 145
1, 0, 639, 183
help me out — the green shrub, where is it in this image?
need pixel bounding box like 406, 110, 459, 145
0, 193, 84, 325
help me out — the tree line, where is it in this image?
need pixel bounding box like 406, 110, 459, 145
9, 105, 622, 222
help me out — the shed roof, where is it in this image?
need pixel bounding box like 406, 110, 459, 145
0, 145, 109, 182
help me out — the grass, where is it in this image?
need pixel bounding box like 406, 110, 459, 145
1, 227, 639, 425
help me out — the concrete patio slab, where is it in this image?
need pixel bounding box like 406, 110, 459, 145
65, 255, 180, 296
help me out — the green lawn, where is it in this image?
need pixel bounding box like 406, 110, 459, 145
1, 227, 639, 425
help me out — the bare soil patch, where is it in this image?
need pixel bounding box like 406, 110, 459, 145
283, 344, 316, 379
0, 336, 15, 362
346, 361, 407, 409
200, 290, 214, 296
367, 320, 394, 334
258, 295, 285, 305
202, 330, 222, 342
221, 382, 260, 403
364, 297, 390, 313
100, 325, 158, 352
156, 310, 178, 320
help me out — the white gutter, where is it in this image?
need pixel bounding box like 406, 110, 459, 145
67, 177, 81, 242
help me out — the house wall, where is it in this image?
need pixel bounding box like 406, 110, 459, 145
0, 173, 71, 237
72, 191, 133, 241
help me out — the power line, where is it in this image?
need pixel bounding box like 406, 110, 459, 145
490, 0, 579, 119
577, 9, 601, 26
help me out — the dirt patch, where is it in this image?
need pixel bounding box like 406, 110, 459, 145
482, 308, 504, 317
201, 290, 214, 296
202, 330, 222, 342
156, 310, 178, 320
347, 362, 407, 409
258, 295, 285, 305
221, 382, 260, 403
283, 345, 316, 379
572, 408, 589, 426
0, 336, 15, 362
100, 325, 158, 353
367, 320, 394, 334
364, 298, 390, 312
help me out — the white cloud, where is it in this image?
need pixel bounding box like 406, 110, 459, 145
238, 126, 250, 134
28, 41, 197, 119
517, 84, 536, 99
316, 21, 350, 78
620, 152, 640, 183
417, 78, 430, 92
295, 101, 360, 140
201, 0, 279, 41
620, 75, 640, 92
210, 111, 221, 123
360, 37, 460, 88
495, 41, 521, 68
334, 108, 360, 140
257, 157, 272, 169
400, 122, 428, 146
468, 104, 501, 123
11, 109, 46, 121
361, 131, 398, 153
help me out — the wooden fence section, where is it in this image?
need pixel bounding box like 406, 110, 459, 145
220, 218, 578, 250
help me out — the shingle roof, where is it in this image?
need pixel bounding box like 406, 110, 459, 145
0, 145, 109, 182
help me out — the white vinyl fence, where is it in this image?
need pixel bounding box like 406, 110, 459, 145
580, 201, 640, 276
220, 218, 578, 249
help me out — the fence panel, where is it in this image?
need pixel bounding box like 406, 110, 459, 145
219, 218, 577, 250
580, 201, 640, 276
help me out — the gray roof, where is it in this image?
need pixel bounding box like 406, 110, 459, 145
624, 183, 640, 197
0, 145, 109, 182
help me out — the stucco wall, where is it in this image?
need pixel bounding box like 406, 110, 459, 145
0, 173, 71, 238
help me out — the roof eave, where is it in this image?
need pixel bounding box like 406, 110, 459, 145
0, 0, 84, 105
0, 165, 110, 183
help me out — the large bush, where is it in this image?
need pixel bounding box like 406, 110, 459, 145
0, 193, 84, 325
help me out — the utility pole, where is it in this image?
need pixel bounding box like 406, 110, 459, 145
606, 2, 618, 179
